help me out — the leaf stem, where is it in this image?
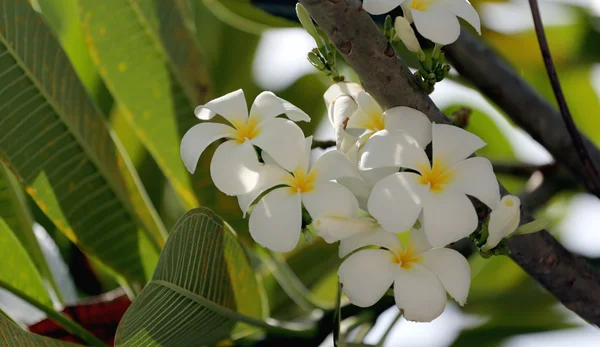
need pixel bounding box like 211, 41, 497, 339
333, 280, 342, 347
528, 0, 600, 192
0, 280, 107, 347
376, 310, 402, 347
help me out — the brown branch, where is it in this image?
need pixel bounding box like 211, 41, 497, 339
527, 0, 600, 194
299, 0, 600, 325
444, 31, 600, 199
493, 162, 557, 178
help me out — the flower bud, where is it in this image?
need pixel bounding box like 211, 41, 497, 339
307, 52, 326, 71
314, 215, 378, 244
482, 195, 521, 251
394, 16, 423, 56
296, 4, 320, 43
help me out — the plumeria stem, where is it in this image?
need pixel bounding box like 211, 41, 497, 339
352, 323, 374, 343
515, 218, 551, 235
528, 0, 600, 192
376, 310, 403, 347
333, 280, 342, 347
0, 280, 108, 347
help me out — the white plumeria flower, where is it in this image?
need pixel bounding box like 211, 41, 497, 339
239, 137, 362, 253
361, 124, 500, 247
324, 82, 364, 152
338, 228, 470, 322
482, 195, 521, 251
363, 0, 481, 45
394, 16, 424, 57
180, 89, 310, 196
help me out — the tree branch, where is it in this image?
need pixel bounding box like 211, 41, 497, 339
299, 0, 600, 325
527, 0, 600, 194
444, 31, 600, 199
493, 162, 556, 178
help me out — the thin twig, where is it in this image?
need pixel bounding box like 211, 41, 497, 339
333, 280, 342, 347
492, 162, 556, 178
528, 0, 600, 193
311, 139, 336, 149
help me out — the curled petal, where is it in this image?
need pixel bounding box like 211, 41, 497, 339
195, 89, 248, 124
180, 123, 233, 174
421, 248, 471, 306
252, 118, 305, 172
422, 191, 478, 247
394, 16, 423, 54
411, 9, 461, 45
315, 216, 379, 244
250, 91, 310, 123
338, 249, 397, 307
237, 164, 292, 216
382, 107, 432, 148
368, 172, 428, 233
433, 123, 486, 168
323, 81, 363, 106
441, 0, 481, 34
249, 188, 302, 253
453, 157, 500, 208
359, 130, 429, 171
362, 0, 404, 15
339, 228, 402, 258
483, 195, 521, 251
393, 264, 447, 322
210, 140, 260, 196
302, 182, 359, 220
311, 150, 362, 183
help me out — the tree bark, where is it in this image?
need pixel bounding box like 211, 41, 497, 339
298, 0, 600, 325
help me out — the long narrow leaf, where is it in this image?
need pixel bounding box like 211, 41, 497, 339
0, 311, 79, 347
0, 0, 164, 283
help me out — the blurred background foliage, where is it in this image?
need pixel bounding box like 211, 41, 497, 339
0, 0, 599, 345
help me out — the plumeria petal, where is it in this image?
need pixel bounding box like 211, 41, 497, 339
302, 182, 359, 220
422, 191, 478, 247
339, 228, 402, 258
250, 91, 310, 123
393, 264, 447, 322
310, 150, 362, 182
180, 123, 233, 174
421, 248, 471, 306
410, 227, 433, 253
338, 177, 372, 209
249, 188, 302, 253
368, 172, 429, 233
315, 216, 379, 244
382, 107, 432, 148
194, 89, 248, 124
359, 130, 429, 171
453, 157, 500, 208
210, 139, 260, 196
252, 118, 305, 171
338, 249, 398, 307
433, 123, 486, 168
442, 0, 481, 34
394, 16, 423, 54
362, 0, 404, 15
298, 136, 313, 173
237, 164, 292, 216
329, 95, 360, 151
356, 91, 384, 119
346, 107, 379, 131
483, 195, 521, 251
411, 8, 461, 45
324, 82, 362, 110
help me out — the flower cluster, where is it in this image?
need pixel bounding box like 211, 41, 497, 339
180, 85, 520, 322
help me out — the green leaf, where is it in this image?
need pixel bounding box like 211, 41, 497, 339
0, 0, 164, 283
77, 0, 213, 211
202, 0, 296, 34
115, 207, 266, 346
0, 218, 52, 307
0, 161, 61, 300
0, 311, 79, 347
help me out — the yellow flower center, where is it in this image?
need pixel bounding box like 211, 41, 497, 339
411, 0, 433, 11
287, 169, 317, 194
391, 242, 422, 269
364, 112, 385, 131
418, 159, 454, 193
504, 198, 514, 207
230, 117, 260, 144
